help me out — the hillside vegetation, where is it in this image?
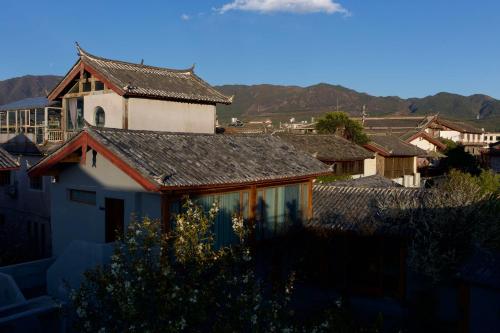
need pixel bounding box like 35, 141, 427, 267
1, 76, 498, 131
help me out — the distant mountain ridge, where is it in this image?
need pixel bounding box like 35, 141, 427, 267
216, 84, 500, 131
0, 76, 498, 131
0, 75, 61, 106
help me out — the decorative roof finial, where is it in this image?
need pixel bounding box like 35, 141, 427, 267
75, 41, 83, 56
189, 63, 196, 72
140, 59, 144, 65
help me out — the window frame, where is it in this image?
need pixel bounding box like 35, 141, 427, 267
94, 106, 106, 127
69, 189, 97, 205
29, 175, 44, 191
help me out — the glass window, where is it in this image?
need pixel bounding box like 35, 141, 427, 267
94, 81, 105, 91
66, 98, 84, 130
69, 189, 96, 205
170, 190, 250, 249
95, 107, 105, 127
82, 81, 91, 92
257, 183, 307, 239
29, 176, 43, 191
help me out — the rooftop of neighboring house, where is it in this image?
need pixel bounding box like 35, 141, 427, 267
0, 97, 59, 112
355, 115, 435, 130
48, 43, 232, 105
274, 134, 374, 162
0, 146, 20, 170
431, 117, 483, 134
29, 126, 331, 190
1, 134, 61, 156
223, 122, 271, 134
321, 175, 403, 188
365, 134, 428, 157
399, 129, 448, 150
309, 185, 422, 235
357, 115, 483, 135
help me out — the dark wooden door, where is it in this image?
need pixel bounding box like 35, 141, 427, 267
105, 198, 124, 243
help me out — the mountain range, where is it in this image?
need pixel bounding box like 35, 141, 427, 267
1, 75, 499, 131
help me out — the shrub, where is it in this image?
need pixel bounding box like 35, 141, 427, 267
70, 198, 358, 332
376, 170, 500, 282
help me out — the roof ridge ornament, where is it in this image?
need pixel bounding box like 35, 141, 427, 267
75, 41, 84, 56
188, 63, 196, 73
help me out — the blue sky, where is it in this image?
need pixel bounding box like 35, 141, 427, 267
1, 0, 499, 99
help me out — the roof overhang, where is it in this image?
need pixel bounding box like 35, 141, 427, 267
28, 131, 159, 191
406, 131, 447, 151
29, 130, 331, 193
47, 60, 125, 101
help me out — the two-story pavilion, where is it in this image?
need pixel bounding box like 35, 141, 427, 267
47, 43, 232, 140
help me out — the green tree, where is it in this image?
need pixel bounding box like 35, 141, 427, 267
377, 169, 500, 282
442, 142, 481, 175
70, 199, 359, 333
315, 112, 369, 145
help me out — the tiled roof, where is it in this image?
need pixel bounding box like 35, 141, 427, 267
34, 127, 330, 188
321, 175, 403, 188
309, 185, 422, 234
433, 118, 483, 134
274, 134, 374, 162
357, 116, 435, 130
0, 146, 19, 170
76, 45, 232, 105
366, 134, 428, 157
0, 97, 58, 111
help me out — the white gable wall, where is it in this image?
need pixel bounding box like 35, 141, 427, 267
439, 130, 461, 142
409, 137, 437, 152
128, 98, 216, 133
84, 92, 124, 128
50, 149, 160, 255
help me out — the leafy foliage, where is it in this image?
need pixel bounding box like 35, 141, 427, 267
442, 143, 481, 174
70, 198, 359, 332
315, 112, 369, 145
377, 170, 500, 282
316, 174, 352, 184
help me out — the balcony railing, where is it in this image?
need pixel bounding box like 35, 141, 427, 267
47, 130, 64, 142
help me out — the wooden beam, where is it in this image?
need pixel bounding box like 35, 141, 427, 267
122, 98, 129, 129
80, 137, 88, 165
307, 179, 313, 220
248, 185, 257, 245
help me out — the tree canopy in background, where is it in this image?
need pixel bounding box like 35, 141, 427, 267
315, 112, 369, 145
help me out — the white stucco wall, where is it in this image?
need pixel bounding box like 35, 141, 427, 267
409, 137, 437, 152
84, 92, 124, 129
363, 158, 377, 177
50, 149, 161, 255
128, 98, 216, 133
439, 130, 461, 142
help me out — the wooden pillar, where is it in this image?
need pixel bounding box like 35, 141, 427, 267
248, 185, 257, 245
80, 140, 88, 166
122, 98, 129, 129
161, 192, 172, 233
307, 179, 313, 220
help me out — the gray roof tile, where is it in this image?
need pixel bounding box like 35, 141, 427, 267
0, 147, 19, 170
35, 127, 330, 188
367, 134, 427, 157
77, 46, 232, 105
274, 134, 374, 162
310, 185, 422, 234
